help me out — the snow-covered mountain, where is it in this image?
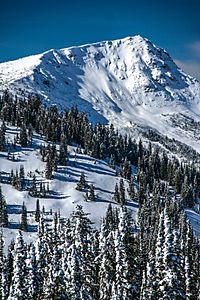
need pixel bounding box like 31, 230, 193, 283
1, 35, 200, 153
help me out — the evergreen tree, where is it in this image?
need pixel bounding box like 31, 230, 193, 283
87, 184, 96, 201
98, 223, 115, 300
184, 221, 199, 300
0, 227, 7, 300
0, 124, 6, 152
111, 209, 135, 299
128, 176, 135, 201
45, 157, 53, 180
66, 243, 82, 300
0, 186, 8, 227
113, 183, 120, 204
59, 134, 68, 166
162, 210, 185, 299
155, 210, 165, 298
5, 240, 14, 298
105, 204, 119, 231
119, 179, 125, 205
8, 231, 27, 300
69, 205, 94, 299
19, 124, 28, 147
109, 154, 116, 170
26, 244, 38, 300
20, 202, 28, 232
30, 174, 37, 197
76, 172, 87, 191
17, 165, 25, 191
43, 245, 68, 299
35, 199, 40, 222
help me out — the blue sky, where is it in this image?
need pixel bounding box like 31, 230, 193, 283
0, 0, 200, 79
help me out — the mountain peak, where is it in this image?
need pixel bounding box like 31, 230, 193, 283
0, 36, 200, 151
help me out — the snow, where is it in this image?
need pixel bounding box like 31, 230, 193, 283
0, 125, 138, 251
0, 35, 200, 247
0, 35, 200, 154
185, 209, 200, 238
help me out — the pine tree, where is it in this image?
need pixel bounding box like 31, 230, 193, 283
19, 124, 28, 147
119, 179, 125, 205
26, 244, 38, 300
5, 240, 14, 298
20, 202, 28, 232
45, 157, 53, 180
19, 165, 25, 190
87, 184, 96, 201
66, 243, 82, 300
109, 154, 116, 170
8, 231, 27, 300
0, 186, 8, 227
35, 199, 40, 222
140, 253, 157, 299
0, 124, 6, 152
30, 174, 37, 197
43, 245, 68, 300
98, 223, 115, 300
76, 172, 87, 191
162, 210, 185, 299
35, 227, 49, 298
113, 183, 120, 204
0, 228, 7, 300
59, 134, 68, 166
69, 205, 94, 299
155, 210, 165, 298
128, 176, 135, 201
111, 213, 133, 299
184, 221, 199, 300
105, 204, 119, 231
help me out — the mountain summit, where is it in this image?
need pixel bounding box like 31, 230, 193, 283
0, 35, 200, 152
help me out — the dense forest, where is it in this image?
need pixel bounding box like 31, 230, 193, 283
0, 90, 199, 299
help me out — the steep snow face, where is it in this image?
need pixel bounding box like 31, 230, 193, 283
0, 35, 200, 151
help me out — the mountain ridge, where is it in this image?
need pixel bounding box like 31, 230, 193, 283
1, 35, 200, 154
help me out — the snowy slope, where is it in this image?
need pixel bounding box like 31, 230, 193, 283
0, 125, 137, 251
0, 35, 200, 153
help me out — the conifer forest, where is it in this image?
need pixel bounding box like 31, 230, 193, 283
0, 90, 199, 299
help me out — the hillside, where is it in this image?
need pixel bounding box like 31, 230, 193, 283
0, 35, 200, 155
1, 123, 138, 250
0, 91, 199, 299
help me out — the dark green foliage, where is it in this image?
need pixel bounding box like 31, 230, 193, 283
119, 179, 125, 205
45, 157, 53, 180
113, 183, 120, 204
0, 186, 8, 227
128, 175, 135, 201
0, 123, 6, 152
35, 199, 40, 222
59, 134, 68, 165
20, 202, 28, 232
76, 172, 88, 191
30, 174, 38, 197
19, 124, 28, 147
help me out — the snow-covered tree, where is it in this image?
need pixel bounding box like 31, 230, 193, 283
8, 231, 27, 300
